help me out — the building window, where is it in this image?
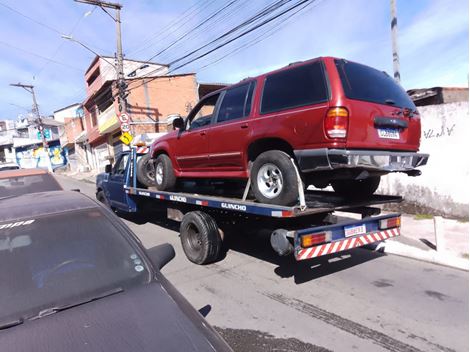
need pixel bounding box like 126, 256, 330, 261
91, 107, 98, 127
87, 68, 100, 87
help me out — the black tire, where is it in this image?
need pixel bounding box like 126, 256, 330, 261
331, 176, 381, 198
250, 150, 298, 206
136, 153, 156, 187
96, 190, 111, 209
180, 211, 222, 265
154, 154, 177, 191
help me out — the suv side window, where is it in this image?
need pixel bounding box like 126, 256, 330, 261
260, 62, 328, 114
216, 81, 255, 123
113, 154, 129, 175
187, 93, 220, 130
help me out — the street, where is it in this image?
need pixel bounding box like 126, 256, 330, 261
58, 175, 469, 352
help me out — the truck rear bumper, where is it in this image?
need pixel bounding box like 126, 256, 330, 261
295, 227, 400, 261
294, 148, 429, 173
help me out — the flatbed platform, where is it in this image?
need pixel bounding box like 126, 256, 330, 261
125, 185, 402, 218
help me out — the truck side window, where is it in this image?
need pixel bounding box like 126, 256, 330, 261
216, 82, 253, 123
113, 154, 129, 175
187, 93, 220, 130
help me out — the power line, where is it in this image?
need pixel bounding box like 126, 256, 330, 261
0, 40, 83, 71
146, 0, 241, 62
0, 1, 63, 34
128, 0, 216, 56
127, 0, 312, 93
35, 6, 97, 78
196, 0, 318, 73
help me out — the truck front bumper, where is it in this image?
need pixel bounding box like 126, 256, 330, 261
294, 148, 429, 173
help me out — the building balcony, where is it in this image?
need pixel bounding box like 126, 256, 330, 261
98, 104, 120, 134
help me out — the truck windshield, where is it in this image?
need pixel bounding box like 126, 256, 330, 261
0, 209, 150, 323
335, 59, 415, 109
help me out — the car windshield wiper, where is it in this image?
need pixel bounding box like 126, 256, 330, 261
384, 99, 396, 105
28, 287, 124, 321
0, 318, 23, 330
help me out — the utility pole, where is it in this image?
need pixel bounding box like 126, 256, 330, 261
390, 0, 401, 83
74, 0, 128, 115
9, 83, 53, 172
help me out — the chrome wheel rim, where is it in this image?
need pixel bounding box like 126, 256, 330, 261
156, 162, 163, 185
256, 163, 283, 199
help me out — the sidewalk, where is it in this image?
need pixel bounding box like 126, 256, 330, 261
57, 169, 97, 184
374, 213, 469, 271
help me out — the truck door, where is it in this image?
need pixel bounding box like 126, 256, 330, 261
107, 153, 130, 210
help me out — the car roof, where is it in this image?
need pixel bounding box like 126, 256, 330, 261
0, 191, 99, 223
0, 168, 48, 179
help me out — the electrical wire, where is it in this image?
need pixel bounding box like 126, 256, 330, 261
127, 0, 312, 93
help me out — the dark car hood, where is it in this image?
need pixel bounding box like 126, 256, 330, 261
0, 282, 229, 352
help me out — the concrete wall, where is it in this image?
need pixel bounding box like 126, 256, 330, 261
378, 102, 469, 218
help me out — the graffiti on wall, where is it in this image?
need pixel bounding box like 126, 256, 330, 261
423, 123, 456, 139
16, 145, 67, 169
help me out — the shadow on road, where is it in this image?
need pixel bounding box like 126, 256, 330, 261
115, 210, 385, 284
223, 230, 386, 285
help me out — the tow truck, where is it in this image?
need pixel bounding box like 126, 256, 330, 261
96, 146, 403, 265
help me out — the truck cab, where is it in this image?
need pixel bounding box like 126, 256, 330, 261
96, 151, 137, 212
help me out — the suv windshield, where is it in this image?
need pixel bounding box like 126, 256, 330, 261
0, 209, 150, 322
335, 59, 415, 109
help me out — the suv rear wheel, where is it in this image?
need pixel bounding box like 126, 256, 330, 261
331, 176, 381, 198
251, 150, 298, 206
154, 154, 176, 191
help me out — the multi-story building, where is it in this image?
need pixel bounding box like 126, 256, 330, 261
0, 119, 17, 163
81, 56, 202, 171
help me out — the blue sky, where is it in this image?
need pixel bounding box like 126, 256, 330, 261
0, 0, 468, 119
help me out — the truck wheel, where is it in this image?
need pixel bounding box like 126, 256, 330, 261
331, 176, 381, 198
137, 154, 156, 187
251, 150, 298, 205
96, 190, 113, 210
154, 154, 176, 191
180, 211, 222, 265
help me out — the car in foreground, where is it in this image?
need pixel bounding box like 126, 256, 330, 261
150, 57, 428, 205
0, 168, 62, 198
0, 191, 231, 351
0, 162, 19, 171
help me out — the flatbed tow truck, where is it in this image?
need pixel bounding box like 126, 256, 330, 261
96, 146, 403, 265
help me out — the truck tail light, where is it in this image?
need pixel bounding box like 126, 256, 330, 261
325, 107, 348, 138
379, 216, 401, 230
301, 231, 332, 248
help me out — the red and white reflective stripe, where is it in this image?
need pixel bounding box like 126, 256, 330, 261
271, 210, 293, 217
296, 228, 400, 261
195, 200, 209, 206
136, 147, 149, 154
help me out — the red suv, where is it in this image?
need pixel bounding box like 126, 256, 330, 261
150, 57, 428, 205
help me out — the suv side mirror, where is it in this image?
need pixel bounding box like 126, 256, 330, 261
146, 243, 175, 270
105, 164, 112, 173
173, 117, 185, 130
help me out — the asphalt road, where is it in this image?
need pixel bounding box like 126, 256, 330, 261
58, 175, 469, 352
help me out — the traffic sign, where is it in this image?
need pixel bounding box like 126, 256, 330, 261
119, 113, 129, 123
120, 122, 130, 132
119, 132, 133, 145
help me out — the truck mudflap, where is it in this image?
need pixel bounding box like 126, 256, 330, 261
292, 214, 401, 261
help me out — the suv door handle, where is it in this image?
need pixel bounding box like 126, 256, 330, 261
240, 124, 248, 129
200, 131, 206, 136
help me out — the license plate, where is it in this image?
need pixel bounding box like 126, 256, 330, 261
344, 224, 367, 237
378, 128, 400, 139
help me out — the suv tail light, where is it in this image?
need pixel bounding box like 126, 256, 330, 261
325, 107, 349, 139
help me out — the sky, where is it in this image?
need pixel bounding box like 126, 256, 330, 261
0, 0, 468, 120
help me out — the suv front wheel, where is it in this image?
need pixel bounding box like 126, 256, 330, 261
154, 154, 177, 191
251, 150, 298, 206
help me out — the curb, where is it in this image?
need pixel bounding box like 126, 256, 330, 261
371, 240, 469, 271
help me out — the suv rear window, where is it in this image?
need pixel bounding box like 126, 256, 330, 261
335, 59, 415, 109
261, 61, 328, 114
